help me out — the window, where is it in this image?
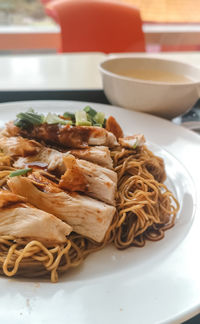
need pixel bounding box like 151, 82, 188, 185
0, 0, 58, 53
0, 0, 54, 26
0, 0, 200, 53
122, 0, 200, 51
122, 0, 200, 23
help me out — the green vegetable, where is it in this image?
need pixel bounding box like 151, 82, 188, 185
14, 109, 44, 129
14, 107, 107, 129
83, 106, 97, 118
16, 112, 44, 125
93, 112, 105, 126
103, 118, 107, 128
14, 109, 73, 129
93, 123, 102, 127
14, 119, 31, 129
75, 111, 91, 126
83, 106, 106, 127
27, 108, 35, 113
132, 139, 138, 149
63, 112, 75, 122
45, 113, 72, 125
9, 168, 32, 177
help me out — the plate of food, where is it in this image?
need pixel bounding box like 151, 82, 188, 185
0, 100, 199, 324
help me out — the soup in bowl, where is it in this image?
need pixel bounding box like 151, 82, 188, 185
99, 56, 200, 119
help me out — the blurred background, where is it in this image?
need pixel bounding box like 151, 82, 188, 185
0, 0, 200, 53
0, 0, 52, 26
1, 0, 199, 25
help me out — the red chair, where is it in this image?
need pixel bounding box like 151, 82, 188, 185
45, 0, 145, 53
40, 0, 52, 4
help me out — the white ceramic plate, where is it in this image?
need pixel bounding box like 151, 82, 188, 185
0, 100, 200, 324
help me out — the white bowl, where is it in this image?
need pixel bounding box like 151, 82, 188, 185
99, 56, 200, 119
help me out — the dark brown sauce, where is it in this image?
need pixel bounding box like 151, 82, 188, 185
20, 123, 60, 146
20, 123, 93, 149
58, 125, 92, 148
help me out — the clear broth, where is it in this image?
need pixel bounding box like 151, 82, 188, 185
118, 69, 193, 83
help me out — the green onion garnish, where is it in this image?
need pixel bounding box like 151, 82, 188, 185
9, 168, 32, 177
83, 106, 97, 118
93, 112, 105, 126
93, 123, 102, 127
83, 106, 105, 127
45, 113, 72, 125
14, 107, 107, 129
103, 118, 107, 128
63, 112, 75, 122
75, 111, 91, 126
132, 139, 138, 149
14, 110, 44, 129
16, 112, 44, 125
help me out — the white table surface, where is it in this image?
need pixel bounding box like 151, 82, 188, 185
0, 52, 105, 91
1, 51, 200, 91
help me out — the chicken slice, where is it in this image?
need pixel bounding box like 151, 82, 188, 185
5, 122, 118, 149
14, 146, 69, 175
59, 156, 87, 192
59, 155, 117, 205
2, 128, 113, 169
0, 189, 26, 208
106, 116, 124, 139
118, 134, 146, 149
8, 176, 116, 243
14, 144, 114, 174
28, 171, 61, 193
9, 135, 116, 204
0, 135, 41, 157
0, 153, 11, 167
86, 126, 118, 147
70, 146, 113, 169
0, 203, 72, 244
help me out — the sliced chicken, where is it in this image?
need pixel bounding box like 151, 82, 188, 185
14, 144, 113, 174
0, 135, 41, 157
8, 136, 116, 204
106, 116, 124, 139
0, 189, 26, 208
6, 122, 118, 149
0, 203, 72, 244
8, 176, 116, 243
86, 127, 118, 147
0, 153, 11, 167
59, 155, 117, 205
28, 172, 61, 193
70, 146, 113, 169
59, 156, 87, 192
118, 134, 146, 149
14, 146, 69, 175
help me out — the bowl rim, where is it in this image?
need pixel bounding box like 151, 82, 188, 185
98, 55, 200, 86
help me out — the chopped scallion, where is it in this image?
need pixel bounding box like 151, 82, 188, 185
63, 112, 75, 122
14, 107, 107, 129
132, 139, 138, 149
9, 168, 32, 177
27, 108, 35, 113
93, 123, 102, 127
76, 121, 92, 126
16, 112, 44, 125
45, 113, 72, 125
93, 112, 105, 126
75, 111, 91, 126
83, 106, 97, 118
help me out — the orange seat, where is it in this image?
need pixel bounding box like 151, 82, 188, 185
45, 0, 145, 53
